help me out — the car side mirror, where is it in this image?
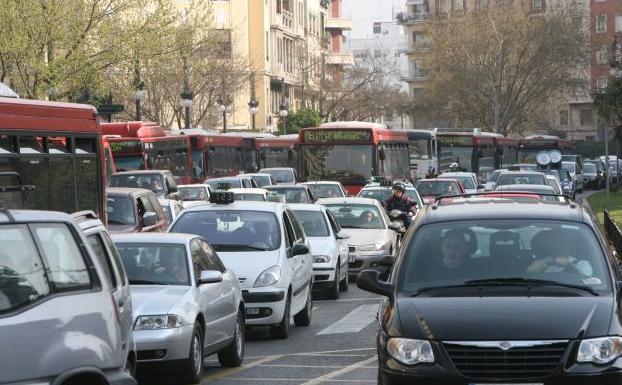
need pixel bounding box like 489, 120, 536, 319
142, 212, 158, 227
198, 270, 223, 285
336, 230, 350, 240
388, 221, 402, 231
357, 269, 393, 297
291, 243, 309, 257
478, 184, 485, 189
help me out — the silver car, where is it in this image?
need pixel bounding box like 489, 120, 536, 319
113, 233, 245, 384
317, 197, 398, 279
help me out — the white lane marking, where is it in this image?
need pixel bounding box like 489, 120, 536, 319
316, 304, 379, 335
315, 297, 381, 303
201, 355, 283, 384
245, 347, 376, 359
299, 356, 378, 385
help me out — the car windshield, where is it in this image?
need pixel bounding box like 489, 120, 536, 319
106, 196, 136, 225
205, 178, 243, 189
306, 184, 344, 198
496, 173, 545, 186
179, 186, 208, 201
324, 204, 385, 230
415, 181, 460, 196
399, 220, 611, 295
233, 193, 266, 201
584, 164, 597, 173
114, 156, 145, 172
116, 243, 190, 286
561, 163, 576, 173
250, 175, 271, 187
266, 187, 311, 203
170, 210, 281, 251
557, 170, 572, 182
487, 170, 503, 183
110, 174, 165, 194
293, 210, 330, 237
262, 169, 294, 183
441, 175, 476, 190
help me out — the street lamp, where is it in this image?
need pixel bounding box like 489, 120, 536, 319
218, 97, 231, 133
279, 102, 289, 135
180, 88, 193, 129
134, 86, 146, 121
248, 99, 259, 130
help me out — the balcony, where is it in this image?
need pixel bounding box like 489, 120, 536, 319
271, 10, 296, 33
397, 41, 432, 54
326, 53, 355, 66
326, 17, 353, 31
400, 71, 430, 83
396, 12, 430, 24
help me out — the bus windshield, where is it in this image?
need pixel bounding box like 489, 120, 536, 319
302, 145, 373, 185
114, 156, 145, 172
440, 146, 473, 172
409, 138, 431, 159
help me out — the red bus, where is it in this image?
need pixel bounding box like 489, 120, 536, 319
437, 129, 497, 178
517, 135, 571, 164
299, 122, 410, 195
103, 121, 193, 184
0, 98, 106, 216
256, 134, 298, 170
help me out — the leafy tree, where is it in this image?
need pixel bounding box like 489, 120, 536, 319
286, 108, 321, 133
594, 59, 622, 142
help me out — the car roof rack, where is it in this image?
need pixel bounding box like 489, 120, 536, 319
0, 172, 36, 222
431, 191, 575, 209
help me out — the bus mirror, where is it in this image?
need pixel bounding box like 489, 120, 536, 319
379, 148, 386, 160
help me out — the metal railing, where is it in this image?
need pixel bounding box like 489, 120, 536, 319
604, 210, 622, 256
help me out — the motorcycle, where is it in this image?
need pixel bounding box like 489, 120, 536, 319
388, 209, 414, 250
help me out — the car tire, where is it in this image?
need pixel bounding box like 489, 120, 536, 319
339, 262, 349, 292
294, 285, 313, 327
270, 293, 291, 339
325, 264, 340, 300
180, 322, 204, 384
218, 309, 245, 367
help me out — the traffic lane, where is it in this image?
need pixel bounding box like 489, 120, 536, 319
201, 285, 380, 385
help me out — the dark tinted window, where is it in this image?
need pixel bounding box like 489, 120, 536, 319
76, 157, 99, 212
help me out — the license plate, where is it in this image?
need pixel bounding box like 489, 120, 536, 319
348, 254, 356, 263
246, 308, 260, 315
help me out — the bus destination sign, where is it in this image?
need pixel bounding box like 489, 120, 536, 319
437, 136, 472, 146
303, 129, 372, 144
109, 140, 143, 153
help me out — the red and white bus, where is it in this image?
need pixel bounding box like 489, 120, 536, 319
256, 134, 298, 170
517, 135, 571, 164
437, 129, 498, 178
103, 121, 193, 184
0, 98, 106, 216
299, 122, 410, 195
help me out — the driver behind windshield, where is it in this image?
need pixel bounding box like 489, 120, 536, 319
382, 182, 417, 227
435, 229, 474, 280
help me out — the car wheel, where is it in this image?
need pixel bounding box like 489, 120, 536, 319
339, 262, 349, 292
270, 293, 291, 339
325, 263, 340, 300
180, 322, 204, 384
294, 285, 313, 327
218, 309, 245, 367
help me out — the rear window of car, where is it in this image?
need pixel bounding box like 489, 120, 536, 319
306, 184, 344, 198
266, 187, 311, 203
496, 174, 546, 186
205, 178, 243, 189
293, 210, 330, 237
415, 181, 460, 196
107, 196, 136, 225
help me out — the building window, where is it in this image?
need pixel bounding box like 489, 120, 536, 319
597, 75, 608, 91
616, 15, 622, 32
596, 14, 607, 33
453, 0, 464, 11
559, 110, 569, 126
438, 0, 449, 14
477, 0, 488, 9
532, 0, 543, 10
597, 45, 608, 64
580, 109, 594, 126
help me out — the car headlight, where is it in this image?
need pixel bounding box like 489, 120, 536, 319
134, 315, 183, 330
387, 338, 435, 365
254, 265, 281, 288
577, 337, 622, 364
358, 243, 385, 251
313, 255, 332, 263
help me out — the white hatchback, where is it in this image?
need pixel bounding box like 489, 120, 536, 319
289, 203, 350, 299
169, 198, 313, 339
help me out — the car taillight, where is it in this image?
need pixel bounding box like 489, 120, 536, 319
111, 294, 121, 324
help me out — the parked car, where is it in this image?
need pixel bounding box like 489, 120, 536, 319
317, 197, 398, 279
178, 184, 211, 208
229, 188, 271, 201
205, 176, 260, 190
438, 172, 483, 194
494, 171, 547, 188
265, 184, 316, 203
300, 181, 347, 198
237, 173, 278, 187
258, 167, 297, 184
562, 161, 584, 193
290, 203, 350, 299
359, 193, 619, 384
113, 233, 245, 383
106, 187, 168, 233
169, 195, 313, 339
414, 179, 465, 204
0, 209, 136, 385
109, 170, 180, 200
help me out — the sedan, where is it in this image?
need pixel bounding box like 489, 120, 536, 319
265, 185, 315, 203
437, 172, 482, 194
113, 233, 245, 384
300, 181, 347, 198
178, 184, 211, 208
290, 203, 351, 299
317, 197, 398, 279
414, 179, 465, 204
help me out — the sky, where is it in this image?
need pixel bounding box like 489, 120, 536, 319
342, 0, 406, 39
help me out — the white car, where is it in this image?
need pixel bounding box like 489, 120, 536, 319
484, 169, 505, 191
178, 184, 211, 209
289, 203, 350, 299
112, 233, 245, 383
229, 188, 270, 201
316, 197, 398, 279
438, 172, 482, 194
159, 197, 184, 224
545, 175, 563, 195
169, 196, 313, 339
299, 181, 347, 198
237, 173, 278, 187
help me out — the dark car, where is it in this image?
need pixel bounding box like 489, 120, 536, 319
265, 185, 315, 203
584, 161, 605, 189
414, 179, 465, 204
106, 187, 168, 233
109, 170, 179, 199
358, 196, 622, 385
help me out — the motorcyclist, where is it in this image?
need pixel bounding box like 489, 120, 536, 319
382, 181, 417, 228
426, 166, 436, 178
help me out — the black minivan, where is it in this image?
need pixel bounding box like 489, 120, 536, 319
359, 195, 622, 385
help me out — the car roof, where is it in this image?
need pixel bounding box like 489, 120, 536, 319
177, 184, 209, 188
287, 203, 324, 211
107, 187, 153, 197
206, 176, 243, 181
416, 178, 460, 183
438, 172, 476, 177
495, 184, 555, 191
238, 173, 271, 177
300, 181, 340, 185
498, 170, 545, 175
0, 209, 74, 224
112, 170, 170, 176
266, 184, 307, 189
229, 188, 269, 194
260, 167, 295, 171
181, 200, 285, 213
111, 232, 197, 244
316, 197, 379, 205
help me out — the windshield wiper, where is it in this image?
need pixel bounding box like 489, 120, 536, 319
129, 280, 168, 285
463, 277, 599, 296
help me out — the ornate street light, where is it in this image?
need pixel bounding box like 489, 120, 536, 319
248, 99, 259, 130
180, 88, 193, 129
279, 102, 289, 135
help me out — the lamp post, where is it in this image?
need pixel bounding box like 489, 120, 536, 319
248, 99, 259, 130
279, 102, 289, 135
134, 88, 146, 121
180, 88, 193, 129
218, 97, 231, 133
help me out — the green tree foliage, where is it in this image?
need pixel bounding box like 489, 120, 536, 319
594, 73, 622, 142
286, 108, 321, 133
